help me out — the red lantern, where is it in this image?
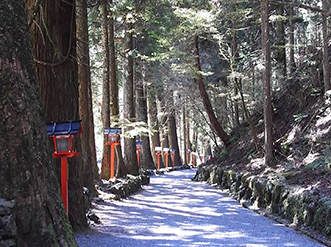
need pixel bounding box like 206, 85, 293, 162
46, 120, 82, 215
104, 128, 121, 179
155, 147, 162, 170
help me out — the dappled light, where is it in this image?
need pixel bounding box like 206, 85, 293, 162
76, 170, 323, 247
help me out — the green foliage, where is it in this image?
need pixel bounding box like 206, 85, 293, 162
305, 156, 331, 171
293, 113, 308, 123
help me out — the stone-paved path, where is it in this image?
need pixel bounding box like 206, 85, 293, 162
76, 169, 325, 247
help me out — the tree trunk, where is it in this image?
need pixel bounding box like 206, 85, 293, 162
232, 19, 239, 127
275, 3, 287, 82
123, 17, 139, 175
0, 1, 78, 246
322, 0, 330, 91
109, 0, 119, 119
183, 102, 187, 164
100, 0, 111, 179
148, 88, 163, 168
162, 124, 171, 168
194, 34, 230, 147
289, 6, 296, 75
186, 105, 191, 164
76, 0, 98, 195
168, 94, 182, 166
107, 0, 126, 178
261, 0, 275, 167
26, 0, 87, 230
136, 58, 155, 169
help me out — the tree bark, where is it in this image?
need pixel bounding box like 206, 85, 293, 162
183, 102, 187, 164
168, 94, 182, 166
148, 88, 163, 168
232, 17, 239, 127
136, 58, 155, 169
100, 0, 111, 179
194, 34, 230, 147
107, 0, 126, 178
289, 6, 296, 75
76, 0, 98, 195
322, 0, 330, 91
186, 105, 191, 164
261, 0, 275, 167
0, 1, 78, 245
123, 16, 139, 175
275, 2, 287, 82
26, 0, 87, 230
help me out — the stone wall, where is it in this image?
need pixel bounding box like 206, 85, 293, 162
192, 164, 331, 237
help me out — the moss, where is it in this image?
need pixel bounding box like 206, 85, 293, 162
47, 224, 60, 247
313, 197, 331, 235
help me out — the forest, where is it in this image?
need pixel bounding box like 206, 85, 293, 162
0, 0, 331, 246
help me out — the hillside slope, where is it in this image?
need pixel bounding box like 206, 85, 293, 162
217, 83, 331, 198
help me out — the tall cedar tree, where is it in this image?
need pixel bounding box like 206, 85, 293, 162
134, 0, 155, 170
289, 7, 296, 75
100, 0, 111, 179
261, 0, 275, 167
76, 0, 98, 194
182, 103, 187, 164
322, 0, 330, 91
109, 0, 126, 177
194, 34, 230, 147
123, 12, 139, 175
136, 58, 155, 169
147, 87, 164, 168
275, 3, 286, 82
168, 94, 182, 166
0, 1, 77, 246
160, 96, 172, 167
26, 0, 87, 230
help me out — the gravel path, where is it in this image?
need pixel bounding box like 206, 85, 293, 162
76, 169, 325, 247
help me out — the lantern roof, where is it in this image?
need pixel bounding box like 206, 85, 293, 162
46, 120, 82, 136
104, 127, 122, 135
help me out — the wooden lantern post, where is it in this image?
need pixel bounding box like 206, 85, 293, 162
104, 128, 121, 179
136, 141, 142, 167
191, 152, 197, 167
186, 149, 191, 165
155, 147, 162, 170
46, 120, 82, 215
171, 149, 176, 167
163, 148, 170, 168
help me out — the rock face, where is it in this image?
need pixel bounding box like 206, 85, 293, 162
192, 164, 331, 237
0, 199, 16, 247
97, 173, 150, 200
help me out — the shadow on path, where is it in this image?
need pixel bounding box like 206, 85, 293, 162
76, 169, 324, 247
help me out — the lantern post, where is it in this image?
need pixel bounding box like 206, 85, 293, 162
171, 149, 176, 167
163, 148, 170, 168
104, 128, 121, 179
46, 120, 82, 215
186, 149, 191, 165
191, 152, 197, 167
155, 147, 162, 170
136, 139, 142, 167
